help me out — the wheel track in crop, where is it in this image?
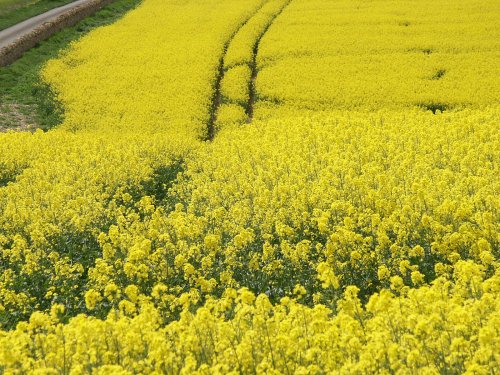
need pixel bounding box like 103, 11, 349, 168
206, 1, 268, 141
206, 0, 293, 140
246, 0, 293, 123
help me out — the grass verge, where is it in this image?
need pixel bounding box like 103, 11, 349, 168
0, 0, 142, 131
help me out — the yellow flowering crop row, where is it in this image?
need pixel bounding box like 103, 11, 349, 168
0, 0, 498, 372
214, 103, 248, 132
216, 64, 251, 131
220, 64, 252, 107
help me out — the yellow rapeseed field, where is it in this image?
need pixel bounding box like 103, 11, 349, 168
0, 0, 498, 373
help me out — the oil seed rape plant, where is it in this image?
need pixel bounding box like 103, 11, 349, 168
77, 108, 498, 325
0, 262, 498, 373
0, 0, 499, 373
0, 0, 268, 327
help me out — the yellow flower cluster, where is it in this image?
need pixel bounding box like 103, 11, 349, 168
220, 64, 251, 108
0, 0, 498, 372
81, 109, 496, 318
0, 262, 498, 373
0, 129, 191, 325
